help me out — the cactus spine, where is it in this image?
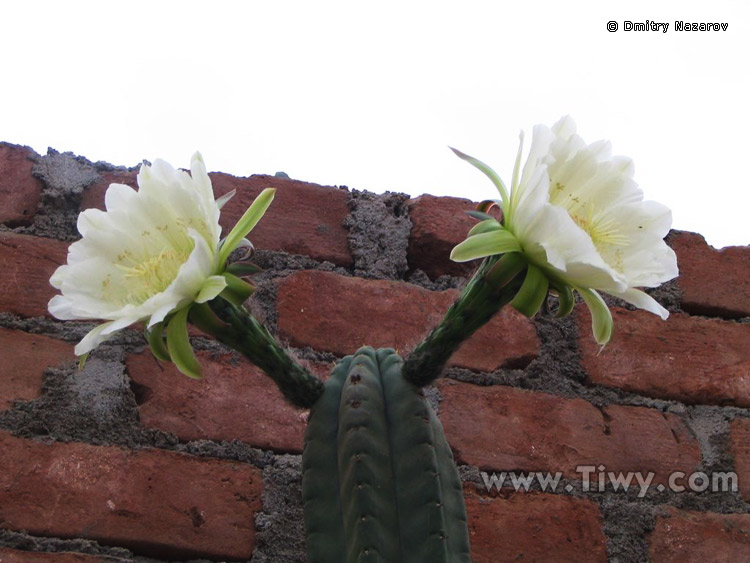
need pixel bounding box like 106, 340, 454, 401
303, 347, 471, 563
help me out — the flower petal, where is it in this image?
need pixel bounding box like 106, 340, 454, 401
74, 321, 119, 356
607, 287, 670, 320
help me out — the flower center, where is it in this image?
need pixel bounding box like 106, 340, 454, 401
571, 210, 629, 249
112, 246, 192, 305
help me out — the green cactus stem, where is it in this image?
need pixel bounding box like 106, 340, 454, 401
403, 252, 526, 388
188, 298, 324, 408
303, 346, 471, 563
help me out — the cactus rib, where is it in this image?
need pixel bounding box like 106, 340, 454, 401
303, 347, 471, 563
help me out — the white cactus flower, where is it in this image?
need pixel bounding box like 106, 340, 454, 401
48, 152, 275, 376
451, 116, 679, 345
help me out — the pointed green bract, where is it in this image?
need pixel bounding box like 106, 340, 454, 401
465, 210, 496, 222
215, 188, 236, 210
449, 148, 510, 210
218, 187, 275, 267
552, 283, 575, 317
225, 261, 263, 276
577, 287, 613, 346
219, 272, 255, 307
166, 306, 203, 379
195, 275, 228, 303
468, 218, 503, 237
146, 321, 171, 362
77, 352, 89, 371
450, 229, 520, 262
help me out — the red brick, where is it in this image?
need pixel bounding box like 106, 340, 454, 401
276, 270, 538, 372
0, 328, 74, 409
465, 488, 606, 562
127, 348, 318, 453
80, 169, 136, 211
0, 143, 43, 226
730, 418, 750, 501
83, 171, 353, 266
0, 232, 69, 318
648, 507, 750, 562
0, 431, 262, 560
407, 195, 479, 279
437, 379, 701, 483
578, 307, 750, 407
670, 230, 750, 318
0, 548, 102, 562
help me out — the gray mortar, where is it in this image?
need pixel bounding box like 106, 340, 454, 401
344, 189, 411, 280
0, 528, 154, 562
251, 455, 307, 563
685, 406, 738, 472
15, 149, 101, 241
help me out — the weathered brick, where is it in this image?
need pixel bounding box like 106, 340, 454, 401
438, 379, 700, 483
670, 230, 750, 318
648, 507, 750, 562
578, 307, 750, 407
407, 194, 478, 279
465, 488, 606, 562
277, 270, 539, 372
0, 548, 102, 562
0, 232, 68, 318
127, 348, 322, 453
0, 431, 262, 560
83, 171, 353, 266
0, 143, 43, 226
0, 328, 74, 409
213, 173, 353, 266
730, 418, 750, 501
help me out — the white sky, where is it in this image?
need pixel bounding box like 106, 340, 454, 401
2, 0, 748, 248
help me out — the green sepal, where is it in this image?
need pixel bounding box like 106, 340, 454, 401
468, 219, 503, 237
511, 263, 549, 317
218, 187, 275, 266
576, 287, 613, 347
77, 352, 89, 371
450, 229, 521, 263
219, 272, 255, 307
166, 306, 203, 379
225, 261, 263, 276
145, 321, 171, 362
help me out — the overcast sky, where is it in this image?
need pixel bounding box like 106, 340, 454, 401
2, 0, 748, 248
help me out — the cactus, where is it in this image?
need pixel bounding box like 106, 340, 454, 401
302, 346, 471, 563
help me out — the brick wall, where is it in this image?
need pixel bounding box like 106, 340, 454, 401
0, 141, 748, 562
